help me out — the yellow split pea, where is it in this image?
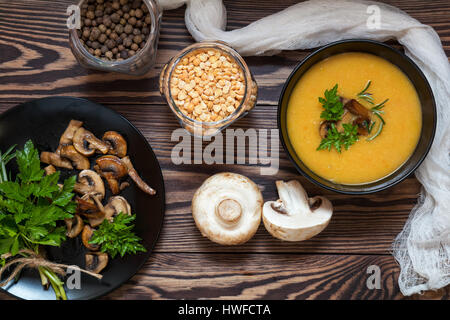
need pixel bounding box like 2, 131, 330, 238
170, 48, 246, 122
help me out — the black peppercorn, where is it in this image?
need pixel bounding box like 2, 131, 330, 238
78, 0, 151, 61
120, 50, 128, 59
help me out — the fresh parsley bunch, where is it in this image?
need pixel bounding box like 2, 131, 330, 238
0, 140, 77, 299
89, 213, 146, 258
0, 140, 76, 260
319, 84, 345, 121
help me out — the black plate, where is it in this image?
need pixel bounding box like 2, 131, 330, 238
278, 39, 436, 194
0, 97, 165, 299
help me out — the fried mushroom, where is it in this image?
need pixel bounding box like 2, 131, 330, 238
59, 120, 83, 145
40, 152, 73, 170
81, 225, 100, 251
74, 170, 105, 200
103, 131, 127, 158
73, 127, 110, 156
121, 156, 156, 196
65, 215, 84, 238
95, 155, 128, 195
59, 145, 90, 170
104, 196, 131, 222
85, 252, 108, 274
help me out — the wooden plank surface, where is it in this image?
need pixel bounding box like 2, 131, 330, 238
0, 0, 449, 300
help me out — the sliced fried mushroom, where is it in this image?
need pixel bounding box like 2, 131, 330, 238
74, 170, 105, 200
121, 156, 156, 196
319, 121, 332, 139
76, 197, 104, 220
104, 196, 131, 222
40, 152, 73, 170
59, 120, 83, 145
65, 215, 84, 238
73, 127, 110, 156
95, 155, 128, 195
59, 145, 90, 170
262, 180, 333, 241
80, 193, 107, 227
81, 225, 100, 251
344, 99, 371, 136
85, 252, 108, 274
192, 172, 263, 245
44, 165, 57, 176
103, 131, 127, 158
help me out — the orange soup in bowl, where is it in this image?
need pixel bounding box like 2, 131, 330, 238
287, 52, 422, 185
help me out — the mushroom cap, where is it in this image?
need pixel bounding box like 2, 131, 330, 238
81, 225, 100, 251
262, 180, 333, 241
192, 172, 263, 245
73, 127, 109, 156
65, 214, 84, 238
85, 252, 108, 274
95, 155, 128, 178
103, 131, 127, 158
74, 169, 105, 200
104, 196, 131, 222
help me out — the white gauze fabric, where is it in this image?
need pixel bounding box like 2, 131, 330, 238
157, 0, 450, 296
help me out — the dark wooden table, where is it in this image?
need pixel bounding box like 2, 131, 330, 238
0, 0, 449, 300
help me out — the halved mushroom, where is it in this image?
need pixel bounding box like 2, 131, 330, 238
59, 145, 90, 170
103, 131, 127, 158
262, 180, 333, 241
73, 127, 110, 156
192, 172, 263, 245
121, 156, 156, 196
81, 225, 100, 251
344, 99, 371, 136
85, 252, 108, 274
95, 155, 128, 195
44, 165, 57, 176
65, 215, 84, 238
104, 196, 131, 222
59, 120, 83, 145
40, 152, 73, 170
74, 170, 105, 200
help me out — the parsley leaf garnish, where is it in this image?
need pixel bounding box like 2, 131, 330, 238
319, 84, 345, 121
89, 213, 147, 259
317, 123, 359, 153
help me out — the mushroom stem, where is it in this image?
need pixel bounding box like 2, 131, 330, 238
121, 156, 156, 196
216, 199, 242, 224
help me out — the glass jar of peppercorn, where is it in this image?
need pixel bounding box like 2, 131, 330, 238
69, 0, 161, 75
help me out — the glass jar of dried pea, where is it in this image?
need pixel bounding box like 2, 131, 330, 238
159, 41, 258, 137
69, 0, 161, 75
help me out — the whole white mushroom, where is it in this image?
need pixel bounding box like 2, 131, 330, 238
192, 172, 263, 245
263, 180, 333, 241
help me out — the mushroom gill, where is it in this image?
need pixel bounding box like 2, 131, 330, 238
262, 180, 333, 241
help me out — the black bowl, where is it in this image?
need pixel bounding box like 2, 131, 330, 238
278, 39, 436, 194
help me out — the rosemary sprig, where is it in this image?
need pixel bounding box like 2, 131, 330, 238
356, 80, 374, 104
